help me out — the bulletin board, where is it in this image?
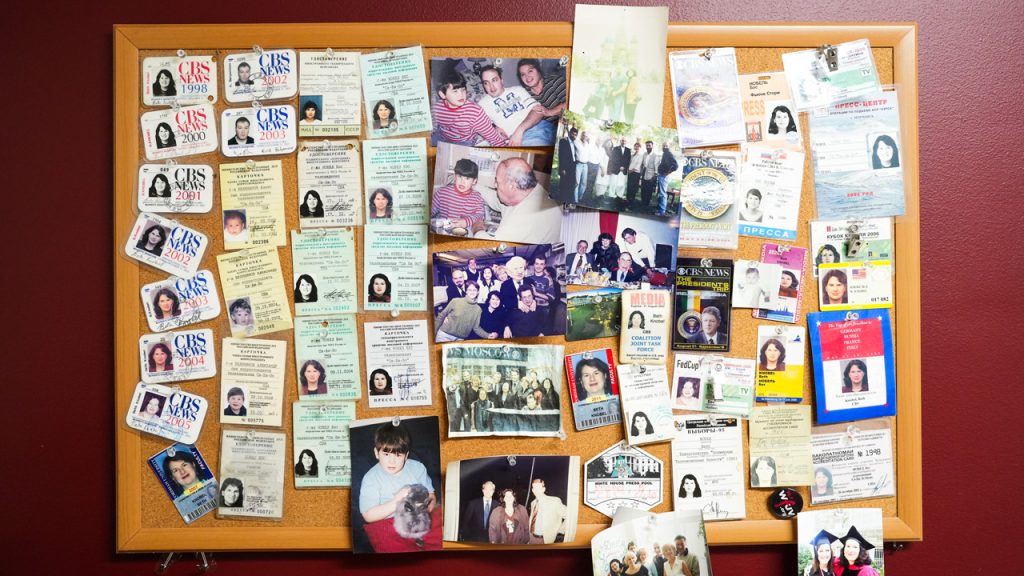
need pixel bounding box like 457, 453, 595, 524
114, 22, 921, 552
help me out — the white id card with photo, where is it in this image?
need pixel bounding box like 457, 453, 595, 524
617, 364, 674, 446
217, 428, 287, 520
294, 315, 361, 400
125, 212, 208, 278
810, 419, 895, 505
219, 160, 287, 250
220, 338, 287, 427
363, 138, 430, 224
732, 259, 783, 310
672, 414, 746, 521
364, 320, 432, 408
140, 104, 218, 160
137, 164, 214, 214
223, 49, 298, 103
292, 401, 357, 488
298, 141, 362, 227
360, 46, 433, 138
736, 146, 805, 241
139, 329, 217, 384
738, 72, 802, 151
782, 39, 880, 111
818, 262, 893, 311
298, 51, 362, 137
126, 382, 208, 444
291, 228, 359, 316
220, 105, 297, 157
141, 270, 221, 332
142, 55, 218, 106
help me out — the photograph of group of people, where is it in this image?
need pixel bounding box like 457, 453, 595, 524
430, 56, 566, 148
562, 207, 678, 289
551, 111, 683, 217
591, 511, 709, 576
446, 455, 578, 545
430, 143, 561, 245
432, 245, 566, 342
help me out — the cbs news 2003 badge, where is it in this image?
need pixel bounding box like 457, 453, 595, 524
140, 104, 218, 161
223, 49, 298, 103
139, 329, 217, 385
220, 105, 297, 157
141, 270, 222, 333
125, 212, 208, 278
142, 55, 218, 106
137, 164, 214, 214
126, 382, 209, 445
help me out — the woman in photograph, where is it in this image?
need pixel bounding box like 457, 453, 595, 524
487, 488, 530, 545
147, 343, 173, 373
471, 388, 493, 432
871, 135, 900, 169
739, 188, 764, 223
299, 190, 325, 218
220, 477, 244, 508
368, 368, 393, 396
779, 270, 800, 298
148, 173, 171, 198
627, 311, 645, 330
574, 356, 614, 401
589, 232, 621, 273
836, 527, 880, 576
368, 188, 394, 220
136, 224, 168, 255
294, 274, 319, 304
162, 450, 202, 497
751, 455, 778, 487
842, 359, 869, 393
435, 281, 493, 341
813, 467, 834, 497
371, 99, 398, 131
804, 530, 838, 576
676, 377, 700, 409
294, 449, 319, 477
138, 395, 163, 421
478, 291, 509, 339
622, 550, 649, 576
367, 273, 391, 303
152, 69, 177, 97
540, 378, 560, 410
659, 544, 686, 576
822, 269, 849, 305
299, 359, 328, 396
607, 559, 625, 576
301, 100, 321, 125
630, 411, 654, 438
815, 244, 841, 268
152, 288, 181, 320
476, 267, 497, 303
155, 122, 177, 149
767, 105, 797, 135
759, 338, 787, 372
678, 473, 702, 498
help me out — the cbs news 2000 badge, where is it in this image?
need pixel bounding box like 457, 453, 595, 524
140, 329, 217, 385
220, 105, 297, 157
140, 104, 218, 161
142, 55, 218, 106
141, 270, 222, 333
126, 382, 209, 445
137, 164, 214, 214
125, 212, 209, 278
223, 49, 298, 103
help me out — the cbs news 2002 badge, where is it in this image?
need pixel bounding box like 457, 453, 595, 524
126, 382, 209, 445
139, 329, 217, 385
137, 164, 214, 214
142, 55, 218, 106
223, 49, 298, 103
140, 104, 218, 161
220, 105, 297, 157
141, 270, 222, 333
125, 212, 208, 278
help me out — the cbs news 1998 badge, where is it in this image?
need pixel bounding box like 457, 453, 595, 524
223, 49, 298, 103
139, 329, 217, 385
220, 105, 297, 157
142, 55, 218, 106
126, 382, 209, 445
140, 104, 218, 161
137, 164, 214, 214
141, 270, 222, 333
125, 212, 209, 278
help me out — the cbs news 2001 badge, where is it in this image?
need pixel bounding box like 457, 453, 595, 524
137, 164, 214, 214
139, 329, 217, 385
126, 382, 209, 445
140, 104, 218, 161
142, 55, 218, 106
125, 212, 208, 278
220, 105, 297, 157
141, 270, 222, 333
223, 49, 298, 103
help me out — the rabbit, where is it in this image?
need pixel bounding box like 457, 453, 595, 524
393, 483, 432, 546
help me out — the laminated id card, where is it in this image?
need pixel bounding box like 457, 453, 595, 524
223, 49, 298, 103
782, 39, 880, 111
220, 105, 297, 157
139, 329, 217, 384
668, 48, 746, 147
140, 104, 218, 161
137, 163, 214, 214
124, 212, 208, 278
148, 443, 218, 524
818, 262, 893, 311
126, 382, 208, 444
142, 55, 218, 106
141, 270, 221, 332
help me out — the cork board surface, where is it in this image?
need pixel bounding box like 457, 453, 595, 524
125, 36, 901, 545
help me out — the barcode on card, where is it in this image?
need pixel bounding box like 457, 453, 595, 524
185, 499, 217, 523
581, 415, 619, 429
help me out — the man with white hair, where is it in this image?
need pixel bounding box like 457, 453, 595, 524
498, 255, 535, 312
478, 157, 561, 244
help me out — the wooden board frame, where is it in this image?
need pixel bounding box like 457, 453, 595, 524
114, 22, 921, 552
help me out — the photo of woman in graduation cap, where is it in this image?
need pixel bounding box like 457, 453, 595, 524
834, 526, 879, 576
803, 529, 838, 576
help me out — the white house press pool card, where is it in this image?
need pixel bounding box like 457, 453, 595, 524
297, 141, 362, 227
223, 49, 298, 103
810, 419, 895, 505
291, 228, 359, 316
619, 289, 671, 365
141, 270, 221, 333
219, 160, 287, 250
749, 405, 813, 488
617, 363, 674, 446
738, 72, 802, 151
753, 244, 808, 323
217, 428, 287, 520
143, 55, 218, 106
782, 39, 881, 111
363, 224, 429, 311
140, 104, 218, 160
216, 247, 292, 338
125, 212, 208, 278
669, 48, 746, 148
677, 151, 740, 249
148, 443, 218, 525
126, 382, 208, 445
672, 414, 746, 521
584, 443, 664, 518
810, 217, 893, 277
294, 315, 361, 400
364, 320, 432, 408
298, 51, 362, 137
737, 146, 805, 241
220, 105, 298, 158
137, 163, 214, 214
360, 46, 433, 138
292, 400, 357, 488
139, 329, 216, 384
220, 338, 287, 427
362, 138, 429, 224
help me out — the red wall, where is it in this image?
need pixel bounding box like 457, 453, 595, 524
6, 1, 1020, 572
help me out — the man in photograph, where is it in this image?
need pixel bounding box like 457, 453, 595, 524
687, 306, 727, 346
507, 284, 543, 337
446, 269, 468, 302
656, 141, 679, 215
478, 65, 550, 146
465, 258, 481, 282
640, 140, 660, 210
566, 240, 593, 277
235, 62, 254, 86
557, 127, 578, 202
612, 252, 643, 284
479, 157, 561, 245
674, 534, 702, 576
460, 480, 499, 543
608, 137, 631, 198
527, 478, 566, 544
499, 256, 535, 312
621, 227, 657, 270
626, 141, 644, 206
227, 117, 254, 146
529, 255, 555, 332
445, 378, 471, 432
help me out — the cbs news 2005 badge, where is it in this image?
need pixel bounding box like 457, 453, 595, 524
140, 329, 217, 385
142, 55, 218, 106
126, 382, 209, 445
140, 104, 218, 161
223, 49, 298, 103
141, 270, 222, 333
125, 212, 208, 278
220, 105, 297, 157
137, 164, 214, 214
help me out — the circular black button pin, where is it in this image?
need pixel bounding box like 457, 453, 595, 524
768, 488, 803, 519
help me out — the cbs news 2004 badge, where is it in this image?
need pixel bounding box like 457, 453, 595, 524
142, 55, 218, 106
140, 329, 217, 384
141, 270, 222, 333
223, 49, 298, 103
140, 104, 218, 161
137, 164, 214, 214
220, 105, 297, 157
126, 382, 209, 445
125, 212, 208, 278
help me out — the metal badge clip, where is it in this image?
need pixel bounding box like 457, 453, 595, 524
818, 44, 839, 72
